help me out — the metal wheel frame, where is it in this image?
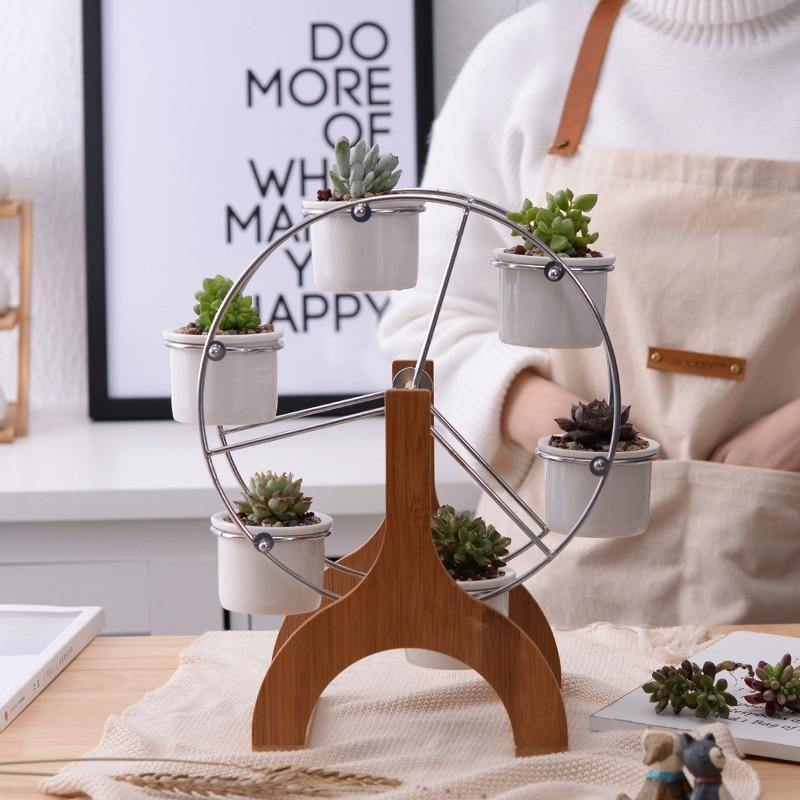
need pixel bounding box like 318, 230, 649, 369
195, 189, 623, 603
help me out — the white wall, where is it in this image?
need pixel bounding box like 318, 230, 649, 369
0, 1, 86, 410
0, 0, 535, 411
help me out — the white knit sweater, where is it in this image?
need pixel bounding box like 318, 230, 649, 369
378, 0, 800, 484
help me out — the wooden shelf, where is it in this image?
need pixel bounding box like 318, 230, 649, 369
0, 200, 22, 218
0, 403, 17, 444
0, 198, 31, 442
0, 307, 18, 330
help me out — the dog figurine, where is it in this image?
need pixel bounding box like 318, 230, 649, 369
679, 733, 733, 800
616, 730, 692, 800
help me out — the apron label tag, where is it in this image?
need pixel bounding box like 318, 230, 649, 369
647, 347, 746, 381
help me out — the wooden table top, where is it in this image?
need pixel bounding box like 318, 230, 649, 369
0, 626, 798, 799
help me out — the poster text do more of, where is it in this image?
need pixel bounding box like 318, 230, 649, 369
224, 16, 419, 389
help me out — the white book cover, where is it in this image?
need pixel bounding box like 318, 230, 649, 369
0, 605, 105, 732
591, 631, 800, 762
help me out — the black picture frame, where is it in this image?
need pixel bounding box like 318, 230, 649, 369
83, 0, 434, 421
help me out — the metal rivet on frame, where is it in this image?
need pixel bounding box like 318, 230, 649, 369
351, 202, 372, 223
545, 261, 565, 282
590, 456, 609, 477
207, 341, 226, 362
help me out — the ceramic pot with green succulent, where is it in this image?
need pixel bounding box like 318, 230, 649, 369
303, 136, 424, 292
211, 470, 332, 615
162, 275, 283, 425
536, 399, 660, 538
406, 505, 515, 670
492, 188, 614, 348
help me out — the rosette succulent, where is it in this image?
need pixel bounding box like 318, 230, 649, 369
321, 137, 402, 200
507, 188, 600, 256
193, 275, 262, 333
431, 505, 511, 581
642, 660, 750, 719
236, 471, 319, 528
551, 399, 642, 450
744, 654, 800, 716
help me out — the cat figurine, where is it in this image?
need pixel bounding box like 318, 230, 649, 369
679, 733, 733, 800
616, 730, 692, 800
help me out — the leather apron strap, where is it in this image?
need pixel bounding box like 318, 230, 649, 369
548, 0, 625, 156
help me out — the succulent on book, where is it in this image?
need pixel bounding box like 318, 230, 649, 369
642, 660, 752, 719
744, 653, 800, 716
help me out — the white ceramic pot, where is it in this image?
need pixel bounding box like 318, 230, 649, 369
492, 248, 615, 348
0, 272, 10, 314
162, 329, 282, 425
406, 567, 516, 670
303, 198, 424, 292
210, 511, 332, 615
537, 436, 660, 538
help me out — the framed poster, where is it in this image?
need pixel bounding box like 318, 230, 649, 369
83, 0, 433, 420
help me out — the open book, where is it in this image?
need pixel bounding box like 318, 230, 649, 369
591, 631, 800, 762
0, 605, 105, 731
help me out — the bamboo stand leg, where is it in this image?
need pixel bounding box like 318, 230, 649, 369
254, 388, 567, 756
272, 359, 431, 654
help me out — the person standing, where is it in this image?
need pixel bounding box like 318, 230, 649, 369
379, 0, 800, 626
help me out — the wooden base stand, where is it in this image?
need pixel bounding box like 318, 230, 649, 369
254, 364, 567, 756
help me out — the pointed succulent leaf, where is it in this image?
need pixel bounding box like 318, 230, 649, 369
384, 169, 402, 190
573, 193, 597, 211
334, 137, 351, 178
362, 143, 379, 175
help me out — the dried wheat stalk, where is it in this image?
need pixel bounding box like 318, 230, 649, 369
114, 765, 400, 797
0, 758, 401, 796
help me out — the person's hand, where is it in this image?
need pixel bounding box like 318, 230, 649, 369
502, 370, 581, 453
709, 398, 800, 471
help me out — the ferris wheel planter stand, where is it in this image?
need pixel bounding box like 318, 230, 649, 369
167, 157, 656, 755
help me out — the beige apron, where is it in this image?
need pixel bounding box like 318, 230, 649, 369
479, 1, 800, 627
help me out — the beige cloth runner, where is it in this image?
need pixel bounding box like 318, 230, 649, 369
41, 626, 761, 799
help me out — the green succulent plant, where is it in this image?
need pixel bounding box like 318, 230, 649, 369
193, 275, 261, 332
744, 654, 800, 716
431, 505, 511, 581
642, 660, 751, 719
236, 471, 318, 528
324, 137, 402, 200
507, 188, 599, 256
553, 399, 639, 449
